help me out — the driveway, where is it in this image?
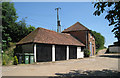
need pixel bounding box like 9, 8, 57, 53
2, 50, 120, 76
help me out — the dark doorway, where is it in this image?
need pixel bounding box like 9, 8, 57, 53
55, 45, 66, 61
93, 47, 94, 55
36, 44, 52, 62
69, 46, 77, 59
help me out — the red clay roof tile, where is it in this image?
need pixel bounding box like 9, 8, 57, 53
17, 27, 85, 46
62, 22, 89, 33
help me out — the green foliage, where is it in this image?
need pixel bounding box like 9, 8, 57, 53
91, 31, 105, 49
2, 2, 35, 65
27, 25, 35, 33
14, 56, 18, 65
93, 2, 120, 45
2, 60, 6, 65
14, 19, 35, 42
2, 53, 14, 66
2, 2, 35, 51
2, 2, 18, 51
84, 49, 90, 57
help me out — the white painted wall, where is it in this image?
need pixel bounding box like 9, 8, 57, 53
67, 46, 69, 60
34, 44, 36, 62
52, 45, 55, 61
77, 47, 84, 58
109, 46, 120, 52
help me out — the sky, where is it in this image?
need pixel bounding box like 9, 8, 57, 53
14, 2, 117, 47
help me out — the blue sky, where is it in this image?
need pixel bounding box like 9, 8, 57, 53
14, 2, 117, 47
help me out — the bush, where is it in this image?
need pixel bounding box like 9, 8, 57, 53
2, 53, 14, 66
13, 56, 18, 65
2, 60, 6, 65
84, 49, 91, 57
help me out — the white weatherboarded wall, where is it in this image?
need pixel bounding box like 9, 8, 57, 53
77, 47, 84, 58
109, 46, 120, 52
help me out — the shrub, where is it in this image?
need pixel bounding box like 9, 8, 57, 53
2, 60, 6, 65
2, 53, 9, 65
84, 49, 91, 57
13, 56, 18, 65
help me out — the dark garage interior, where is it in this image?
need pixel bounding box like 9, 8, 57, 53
69, 46, 77, 59
36, 44, 52, 62
55, 45, 67, 61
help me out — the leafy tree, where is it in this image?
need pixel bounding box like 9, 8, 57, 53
2, 2, 35, 50
27, 25, 35, 33
93, 2, 120, 45
14, 18, 35, 42
2, 2, 18, 50
91, 31, 105, 49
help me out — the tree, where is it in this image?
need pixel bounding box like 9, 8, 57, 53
2, 2, 35, 50
27, 25, 35, 33
91, 31, 105, 49
2, 2, 18, 50
14, 18, 35, 42
93, 2, 120, 45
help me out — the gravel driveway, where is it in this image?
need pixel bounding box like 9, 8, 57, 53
2, 50, 120, 76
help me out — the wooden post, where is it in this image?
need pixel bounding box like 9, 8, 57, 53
77, 47, 81, 59
34, 44, 36, 62
52, 45, 55, 61
67, 46, 69, 60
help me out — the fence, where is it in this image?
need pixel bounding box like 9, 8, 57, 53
109, 46, 120, 52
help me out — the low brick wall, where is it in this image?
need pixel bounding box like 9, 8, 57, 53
109, 46, 120, 52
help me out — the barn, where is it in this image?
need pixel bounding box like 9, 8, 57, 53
15, 27, 85, 64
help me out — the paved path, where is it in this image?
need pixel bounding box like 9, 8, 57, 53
97, 49, 107, 55
2, 50, 120, 76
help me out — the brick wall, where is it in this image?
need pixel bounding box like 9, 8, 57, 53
66, 31, 87, 45
88, 32, 96, 55
63, 30, 96, 55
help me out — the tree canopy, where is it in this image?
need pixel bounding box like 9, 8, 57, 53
2, 2, 18, 50
91, 31, 105, 49
93, 2, 120, 45
2, 2, 35, 51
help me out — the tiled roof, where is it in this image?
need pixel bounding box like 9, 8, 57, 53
17, 27, 85, 46
62, 22, 89, 33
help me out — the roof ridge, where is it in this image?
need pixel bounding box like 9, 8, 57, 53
33, 28, 41, 42
37, 27, 57, 33
62, 22, 89, 32
77, 22, 89, 30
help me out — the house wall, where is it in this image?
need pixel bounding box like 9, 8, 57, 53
88, 32, 96, 55
66, 31, 87, 45
109, 46, 120, 52
22, 44, 34, 53
63, 31, 96, 56
15, 43, 34, 64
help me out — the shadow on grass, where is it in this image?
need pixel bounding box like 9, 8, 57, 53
98, 54, 120, 58
52, 69, 120, 78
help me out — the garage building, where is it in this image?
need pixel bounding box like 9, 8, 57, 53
15, 27, 85, 64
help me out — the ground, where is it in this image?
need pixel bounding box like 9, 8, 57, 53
2, 49, 120, 76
